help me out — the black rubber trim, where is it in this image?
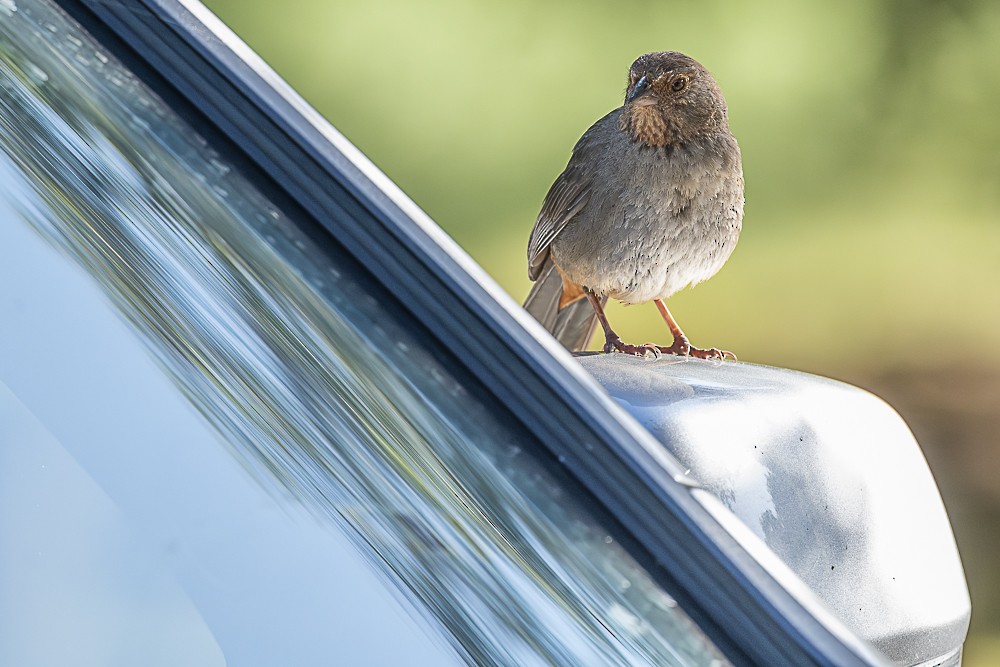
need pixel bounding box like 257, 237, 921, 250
51, 1, 888, 665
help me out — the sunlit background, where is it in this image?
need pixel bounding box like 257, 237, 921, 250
202, 0, 1000, 662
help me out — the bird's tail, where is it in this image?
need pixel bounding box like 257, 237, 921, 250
523, 258, 603, 352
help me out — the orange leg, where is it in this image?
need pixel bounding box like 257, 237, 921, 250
585, 290, 660, 358
654, 299, 736, 361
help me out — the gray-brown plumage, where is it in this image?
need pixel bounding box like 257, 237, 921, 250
524, 51, 744, 359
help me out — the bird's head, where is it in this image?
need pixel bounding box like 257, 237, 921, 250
620, 51, 729, 147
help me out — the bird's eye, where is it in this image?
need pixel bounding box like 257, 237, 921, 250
671, 75, 688, 92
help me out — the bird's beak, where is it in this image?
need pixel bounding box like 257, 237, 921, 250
626, 75, 652, 104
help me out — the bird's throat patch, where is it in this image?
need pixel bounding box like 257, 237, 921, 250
621, 106, 672, 147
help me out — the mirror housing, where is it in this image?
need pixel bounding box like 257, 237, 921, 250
581, 355, 971, 666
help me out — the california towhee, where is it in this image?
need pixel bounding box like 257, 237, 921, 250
524, 51, 744, 359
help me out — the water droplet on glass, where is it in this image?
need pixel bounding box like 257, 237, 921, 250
23, 61, 48, 84
0, 0, 17, 17
208, 158, 230, 175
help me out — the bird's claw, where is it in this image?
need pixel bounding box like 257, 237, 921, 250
603, 336, 661, 359
657, 336, 736, 361
690, 346, 737, 361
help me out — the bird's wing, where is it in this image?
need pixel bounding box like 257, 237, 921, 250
526, 174, 590, 280
527, 113, 616, 281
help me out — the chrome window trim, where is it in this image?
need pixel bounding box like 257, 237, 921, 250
53, 1, 887, 664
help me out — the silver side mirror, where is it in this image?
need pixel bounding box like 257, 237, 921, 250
581, 355, 971, 667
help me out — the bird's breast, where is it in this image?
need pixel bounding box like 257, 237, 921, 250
551, 137, 743, 304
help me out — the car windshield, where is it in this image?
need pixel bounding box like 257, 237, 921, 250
0, 1, 728, 664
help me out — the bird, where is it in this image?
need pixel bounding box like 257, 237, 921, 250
524, 51, 744, 360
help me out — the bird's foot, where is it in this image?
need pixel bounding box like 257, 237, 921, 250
691, 346, 737, 361
657, 336, 736, 361
603, 335, 661, 359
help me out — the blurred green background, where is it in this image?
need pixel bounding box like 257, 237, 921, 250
203, 0, 999, 661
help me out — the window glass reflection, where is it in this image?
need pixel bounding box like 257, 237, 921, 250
0, 1, 728, 664
0, 382, 225, 667
0, 154, 461, 667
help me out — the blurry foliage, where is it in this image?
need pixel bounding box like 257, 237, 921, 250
203, 0, 999, 373
204, 0, 999, 659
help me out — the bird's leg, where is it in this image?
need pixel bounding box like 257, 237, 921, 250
654, 299, 736, 360
585, 290, 660, 358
